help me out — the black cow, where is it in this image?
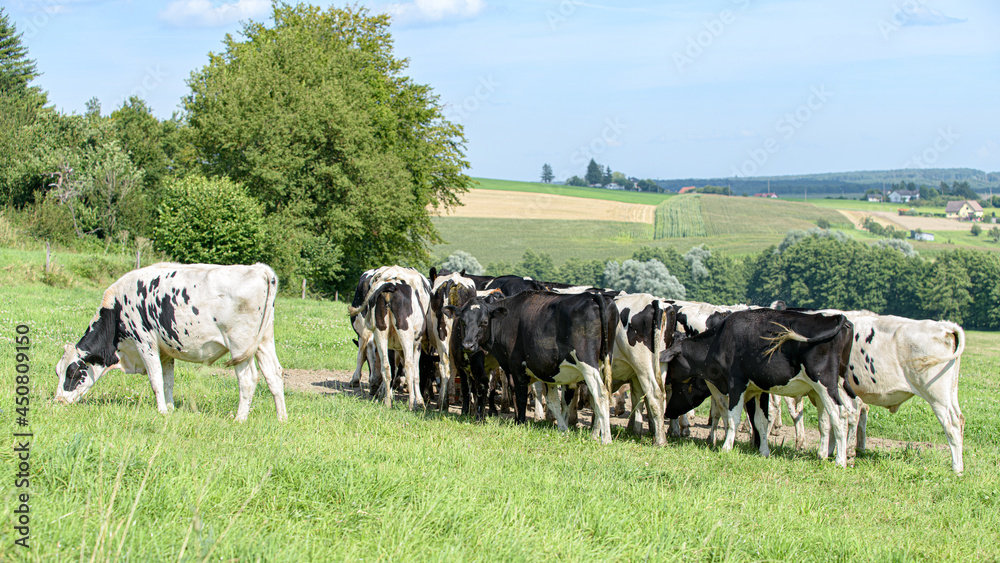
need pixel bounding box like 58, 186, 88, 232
446, 290, 619, 443
662, 308, 856, 466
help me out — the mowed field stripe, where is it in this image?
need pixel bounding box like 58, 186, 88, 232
432, 189, 656, 224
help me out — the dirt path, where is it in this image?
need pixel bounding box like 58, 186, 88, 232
432, 189, 656, 224
284, 368, 947, 464
837, 209, 968, 232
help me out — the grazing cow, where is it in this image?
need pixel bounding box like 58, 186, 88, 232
783, 310, 967, 473
447, 290, 618, 443
55, 263, 285, 421
609, 293, 676, 446
662, 308, 856, 466
348, 266, 432, 410
427, 272, 478, 409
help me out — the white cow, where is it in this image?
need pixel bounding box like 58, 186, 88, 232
55, 263, 285, 422
786, 311, 967, 473
348, 266, 431, 410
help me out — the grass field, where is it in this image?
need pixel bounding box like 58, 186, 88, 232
473, 177, 674, 205
2, 272, 999, 561
653, 195, 707, 238
700, 196, 851, 236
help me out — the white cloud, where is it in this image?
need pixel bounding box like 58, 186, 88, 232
386, 0, 486, 24
158, 0, 269, 27
902, 6, 966, 27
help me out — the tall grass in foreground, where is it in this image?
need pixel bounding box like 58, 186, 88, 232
1, 280, 999, 561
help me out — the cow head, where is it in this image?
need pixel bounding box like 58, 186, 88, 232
54, 306, 122, 405
444, 297, 507, 353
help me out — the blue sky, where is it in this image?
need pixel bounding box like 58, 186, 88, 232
7, 0, 999, 182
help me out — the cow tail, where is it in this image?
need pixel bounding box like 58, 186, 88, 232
227, 265, 278, 367
652, 300, 664, 390
594, 293, 612, 391
910, 322, 966, 371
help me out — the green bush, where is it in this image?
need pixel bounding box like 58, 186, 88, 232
154, 175, 266, 265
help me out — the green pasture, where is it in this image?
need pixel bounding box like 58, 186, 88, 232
1, 275, 999, 561
653, 195, 707, 238
432, 217, 790, 265
472, 177, 673, 205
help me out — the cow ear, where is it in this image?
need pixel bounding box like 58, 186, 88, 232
490, 306, 508, 319
660, 342, 683, 364
429, 267, 438, 281
442, 305, 457, 318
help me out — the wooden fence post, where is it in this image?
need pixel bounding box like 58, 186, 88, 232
45, 241, 51, 273
135, 247, 141, 270
302, 278, 307, 299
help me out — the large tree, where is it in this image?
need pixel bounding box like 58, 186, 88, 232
0, 8, 38, 94
585, 159, 603, 186
0, 8, 47, 207
184, 3, 471, 292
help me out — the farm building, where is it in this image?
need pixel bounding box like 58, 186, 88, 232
945, 200, 984, 220
753, 192, 778, 198
867, 193, 884, 202
888, 190, 919, 203
911, 230, 935, 241
679, 186, 697, 194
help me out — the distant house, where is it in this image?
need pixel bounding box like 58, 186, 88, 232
911, 230, 935, 242
867, 193, 884, 203
604, 182, 623, 190
945, 200, 984, 220
753, 192, 778, 198
679, 186, 697, 194
888, 190, 920, 203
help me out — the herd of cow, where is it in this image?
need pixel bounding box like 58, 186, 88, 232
53, 262, 967, 474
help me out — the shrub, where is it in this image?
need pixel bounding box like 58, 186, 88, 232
440, 250, 485, 275
154, 175, 266, 265
603, 259, 686, 299
971, 224, 982, 237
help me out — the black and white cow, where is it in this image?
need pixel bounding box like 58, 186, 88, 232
662, 308, 856, 466
447, 290, 619, 443
427, 272, 478, 409
348, 266, 432, 410
609, 293, 676, 446
781, 310, 967, 473
348, 267, 387, 389
55, 263, 285, 421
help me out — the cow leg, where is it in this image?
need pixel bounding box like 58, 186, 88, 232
512, 372, 529, 424
564, 386, 580, 428
750, 395, 771, 457
812, 388, 848, 467
544, 385, 570, 432
629, 377, 648, 438
374, 335, 393, 408
436, 347, 453, 411
769, 394, 783, 433
256, 337, 287, 422
927, 391, 965, 474
635, 371, 666, 446
233, 356, 260, 422
720, 376, 748, 452
531, 381, 547, 421
580, 363, 612, 445
161, 356, 175, 409
403, 339, 425, 411
788, 396, 807, 450
856, 401, 869, 454
138, 345, 169, 415
350, 330, 371, 387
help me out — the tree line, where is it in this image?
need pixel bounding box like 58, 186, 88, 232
440, 228, 1000, 330
0, 5, 472, 296
553, 159, 660, 192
